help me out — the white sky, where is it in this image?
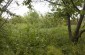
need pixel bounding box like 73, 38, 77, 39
7, 0, 50, 16
2, 0, 83, 18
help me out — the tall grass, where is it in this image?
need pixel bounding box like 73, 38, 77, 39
0, 12, 85, 55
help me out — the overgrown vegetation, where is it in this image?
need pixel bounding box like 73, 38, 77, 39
0, 0, 85, 55
0, 11, 85, 55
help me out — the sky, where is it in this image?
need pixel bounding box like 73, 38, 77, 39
1, 0, 83, 18
6, 0, 51, 16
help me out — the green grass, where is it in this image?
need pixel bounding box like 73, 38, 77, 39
1, 22, 85, 55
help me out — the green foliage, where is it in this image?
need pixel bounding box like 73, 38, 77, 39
2, 21, 85, 55
23, 0, 31, 5
47, 45, 63, 55
9, 16, 26, 24
0, 10, 85, 55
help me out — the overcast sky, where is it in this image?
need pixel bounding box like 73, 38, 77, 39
6, 0, 51, 16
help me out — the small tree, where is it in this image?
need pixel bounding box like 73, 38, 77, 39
49, 0, 85, 44
24, 0, 85, 44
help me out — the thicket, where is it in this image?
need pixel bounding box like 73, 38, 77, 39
0, 12, 85, 55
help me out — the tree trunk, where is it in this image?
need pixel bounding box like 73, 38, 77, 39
67, 13, 73, 41
73, 3, 85, 43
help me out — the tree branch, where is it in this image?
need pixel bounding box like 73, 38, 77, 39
62, 0, 73, 41
0, 0, 13, 16
45, 0, 61, 5
67, 13, 73, 41
5, 9, 18, 16
70, 0, 80, 11
62, 0, 67, 6
79, 29, 85, 38
74, 3, 85, 40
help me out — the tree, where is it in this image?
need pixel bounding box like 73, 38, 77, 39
0, 0, 13, 16
0, 0, 19, 29
23, 0, 85, 44
49, 0, 85, 44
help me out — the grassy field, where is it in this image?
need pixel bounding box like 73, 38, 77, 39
0, 22, 85, 55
